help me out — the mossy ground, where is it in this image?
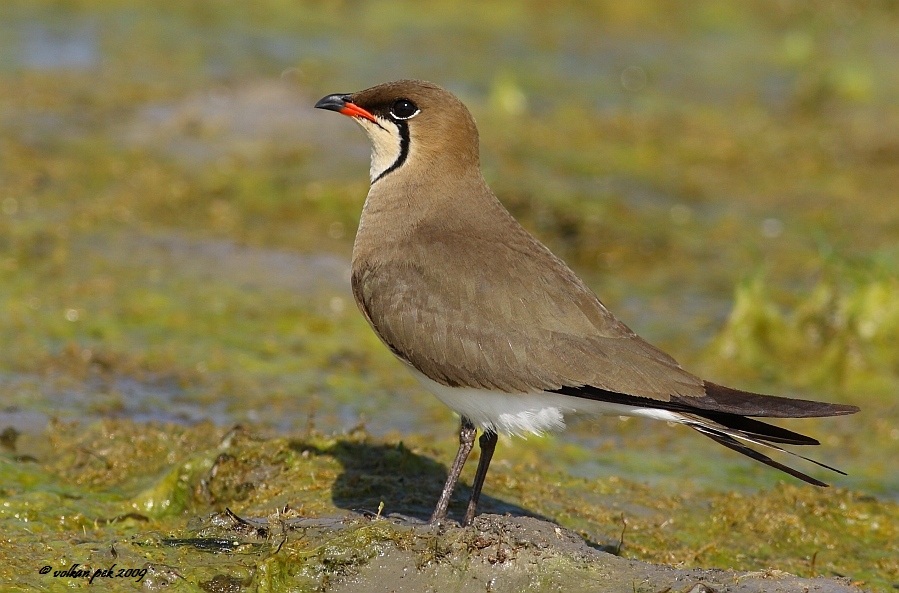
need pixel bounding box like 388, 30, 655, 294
1, 1, 897, 591
1, 421, 894, 591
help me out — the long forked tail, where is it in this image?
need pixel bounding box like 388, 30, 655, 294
555, 381, 859, 485
681, 412, 847, 487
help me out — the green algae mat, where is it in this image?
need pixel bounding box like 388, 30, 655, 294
1, 1, 898, 591
1, 421, 894, 591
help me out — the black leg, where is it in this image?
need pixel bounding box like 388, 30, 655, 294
430, 417, 476, 524
462, 430, 498, 526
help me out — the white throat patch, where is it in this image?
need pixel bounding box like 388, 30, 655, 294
354, 116, 404, 183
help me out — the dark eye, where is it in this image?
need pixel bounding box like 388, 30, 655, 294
389, 98, 419, 120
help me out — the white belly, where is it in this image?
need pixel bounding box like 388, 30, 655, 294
409, 368, 683, 437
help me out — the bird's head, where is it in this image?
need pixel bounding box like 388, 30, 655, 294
315, 80, 480, 184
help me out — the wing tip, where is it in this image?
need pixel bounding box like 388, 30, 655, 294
700, 381, 861, 418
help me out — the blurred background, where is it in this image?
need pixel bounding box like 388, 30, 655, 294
1, 0, 897, 508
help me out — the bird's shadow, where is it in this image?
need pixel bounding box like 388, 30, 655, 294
290, 438, 545, 524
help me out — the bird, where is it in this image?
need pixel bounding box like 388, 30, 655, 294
314, 80, 860, 526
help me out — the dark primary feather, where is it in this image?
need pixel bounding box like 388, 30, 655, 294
556, 383, 860, 419
688, 381, 860, 418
